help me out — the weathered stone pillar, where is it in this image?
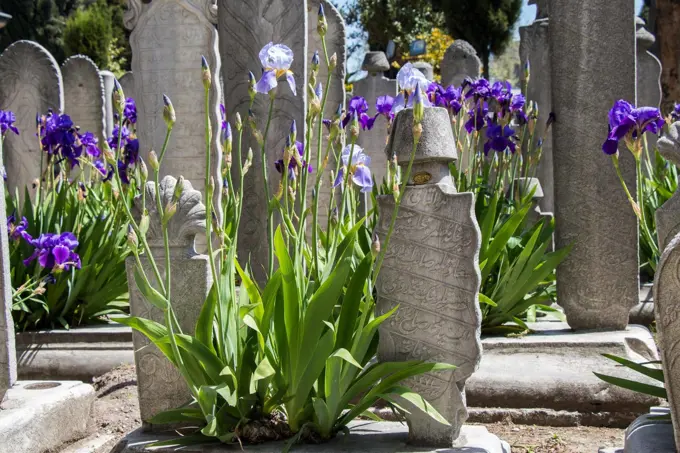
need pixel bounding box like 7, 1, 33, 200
548, 0, 638, 330
219, 0, 307, 282
0, 139, 16, 402
656, 122, 680, 251
376, 107, 482, 446
62, 55, 106, 144
636, 18, 662, 110
441, 40, 481, 87
126, 176, 211, 423
100, 70, 115, 138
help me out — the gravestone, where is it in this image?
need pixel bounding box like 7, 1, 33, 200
119, 71, 136, 102
519, 7, 553, 212
636, 18, 661, 110
125, 176, 210, 423
354, 51, 397, 191
441, 40, 481, 87
100, 71, 115, 138
530, 0, 548, 20
307, 0, 346, 232
413, 61, 434, 81
0, 140, 16, 402
0, 40, 63, 196
548, 0, 638, 330
125, 0, 222, 196
219, 0, 307, 281
654, 232, 680, 451
656, 122, 680, 251
376, 107, 482, 447
62, 55, 106, 144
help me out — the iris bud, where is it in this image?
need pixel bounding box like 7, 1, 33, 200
162, 94, 176, 128
162, 202, 177, 225
329, 53, 337, 71
201, 55, 211, 90
139, 211, 150, 235
248, 71, 257, 102
223, 122, 233, 155
413, 83, 425, 125
235, 112, 243, 131
149, 150, 160, 172
311, 51, 320, 71
173, 176, 184, 202
371, 234, 380, 258
139, 159, 148, 182
317, 3, 328, 37
289, 119, 297, 144
243, 148, 253, 174
112, 79, 125, 115
127, 225, 138, 249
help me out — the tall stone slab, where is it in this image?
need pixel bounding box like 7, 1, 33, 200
100, 70, 115, 138
125, 176, 210, 423
119, 71, 136, 103
548, 0, 638, 330
307, 0, 345, 230
376, 108, 482, 447
656, 122, 680, 251
62, 55, 106, 145
219, 0, 307, 281
0, 140, 16, 402
441, 40, 481, 87
636, 18, 662, 110
519, 7, 553, 212
125, 0, 222, 195
653, 232, 680, 451
0, 41, 63, 196
354, 52, 397, 190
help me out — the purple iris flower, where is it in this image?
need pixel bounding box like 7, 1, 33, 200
602, 100, 665, 155
23, 232, 81, 272
333, 145, 373, 193
255, 43, 297, 96
426, 82, 448, 108
94, 159, 107, 177
124, 98, 137, 124
672, 103, 680, 122
38, 112, 92, 167
124, 138, 140, 166
464, 78, 491, 100
107, 124, 130, 149
490, 81, 513, 106
78, 132, 101, 158
376, 95, 394, 119
0, 110, 19, 136
343, 96, 376, 130
464, 101, 489, 133
117, 160, 131, 185
274, 141, 312, 177
509, 93, 528, 124
443, 86, 463, 114
7, 214, 28, 242
392, 63, 432, 115
483, 124, 518, 155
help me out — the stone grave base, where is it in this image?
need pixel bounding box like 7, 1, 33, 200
466, 322, 660, 427
0, 380, 95, 453
598, 407, 676, 453
116, 422, 510, 452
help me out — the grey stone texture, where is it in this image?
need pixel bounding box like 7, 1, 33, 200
61, 55, 106, 145
376, 107, 482, 447
636, 18, 662, 109
467, 322, 661, 416
0, 139, 15, 402
622, 407, 675, 453
413, 61, 434, 81
100, 70, 115, 138
125, 0, 222, 197
15, 325, 133, 381
219, 0, 307, 282
125, 176, 211, 422
519, 14, 553, 213
548, 0, 639, 330
512, 177, 553, 228
441, 40, 481, 87
362, 51, 390, 73
117, 422, 509, 453
529, 0, 548, 20
0, 40, 64, 197
629, 283, 654, 326
119, 71, 136, 103
0, 380, 95, 453
654, 232, 680, 451
655, 121, 680, 251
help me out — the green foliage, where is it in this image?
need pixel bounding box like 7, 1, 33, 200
489, 40, 520, 86
63, 0, 113, 70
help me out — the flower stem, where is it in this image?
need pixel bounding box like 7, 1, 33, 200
261, 97, 276, 277
203, 87, 220, 301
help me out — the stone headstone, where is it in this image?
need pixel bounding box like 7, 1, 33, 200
219, 0, 307, 282
62, 55, 106, 145
413, 61, 434, 81
0, 40, 63, 196
548, 0, 638, 330
655, 122, 680, 251
100, 71, 115, 138
362, 51, 390, 74
125, 0, 222, 196
519, 13, 553, 213
376, 107, 482, 447
636, 18, 662, 110
654, 232, 680, 451
0, 139, 16, 402
529, 0, 549, 20
441, 41, 481, 88
118, 71, 136, 103
126, 175, 210, 423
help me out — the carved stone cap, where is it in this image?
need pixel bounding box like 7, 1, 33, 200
636, 17, 655, 50
513, 177, 544, 198
362, 51, 390, 73
386, 107, 457, 165
658, 122, 680, 168
131, 175, 206, 251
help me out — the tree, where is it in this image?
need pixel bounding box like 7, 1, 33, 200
431, 0, 522, 79
655, 0, 680, 113
64, 0, 113, 69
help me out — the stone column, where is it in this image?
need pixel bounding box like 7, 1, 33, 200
62, 55, 106, 145
636, 18, 662, 110
118, 72, 136, 103
441, 40, 481, 87
548, 0, 638, 330
656, 122, 680, 251
219, 0, 307, 282
376, 107, 482, 447
354, 52, 397, 192
126, 176, 211, 423
519, 1, 553, 213
0, 139, 16, 402
0, 40, 63, 197
100, 71, 115, 139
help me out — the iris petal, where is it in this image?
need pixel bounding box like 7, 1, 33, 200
255, 70, 278, 94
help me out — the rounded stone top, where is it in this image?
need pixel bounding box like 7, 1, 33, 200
636, 19, 655, 49
512, 177, 544, 199
362, 51, 390, 73
386, 107, 457, 165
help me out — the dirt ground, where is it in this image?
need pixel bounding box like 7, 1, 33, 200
88, 366, 625, 453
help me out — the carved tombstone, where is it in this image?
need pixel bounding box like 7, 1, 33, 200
100, 71, 116, 138
441, 41, 481, 87
654, 232, 680, 451
62, 55, 106, 145
219, 0, 307, 281
0, 140, 16, 402
118, 71, 136, 103
376, 107, 482, 447
125, 0, 222, 197
548, 0, 638, 330
519, 7, 553, 212
0, 41, 63, 197
307, 0, 346, 231
656, 123, 680, 251
354, 52, 397, 191
126, 176, 211, 423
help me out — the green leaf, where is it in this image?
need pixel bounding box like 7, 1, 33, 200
331, 348, 363, 370
195, 282, 218, 351
133, 266, 167, 310
336, 253, 372, 351
148, 407, 205, 425
593, 372, 667, 399
382, 385, 451, 426
253, 357, 276, 382
479, 294, 497, 307
601, 353, 665, 383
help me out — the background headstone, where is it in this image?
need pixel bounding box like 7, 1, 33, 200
62, 55, 106, 145
441, 40, 481, 87
413, 61, 434, 81
100, 70, 115, 139
219, 0, 307, 282
656, 122, 680, 251
119, 71, 136, 103
126, 176, 210, 423
529, 0, 549, 20
0, 40, 63, 197
519, 8, 553, 213
125, 0, 222, 196
0, 140, 16, 402
548, 0, 638, 330
636, 18, 662, 154
376, 107, 482, 447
